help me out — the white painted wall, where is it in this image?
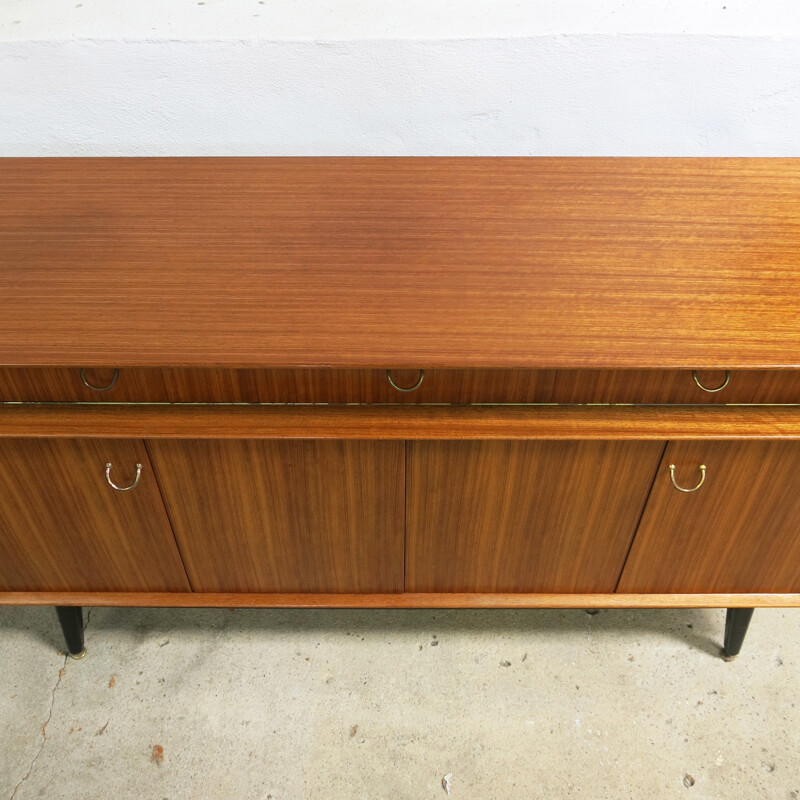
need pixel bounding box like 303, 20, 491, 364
2, 1, 800, 156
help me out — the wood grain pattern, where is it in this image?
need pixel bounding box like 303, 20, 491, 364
1, 591, 797, 608
0, 439, 190, 592
0, 367, 429, 404
406, 441, 664, 592
4, 404, 800, 440
618, 441, 800, 593
2, 367, 800, 404
147, 440, 404, 592
2, 158, 800, 369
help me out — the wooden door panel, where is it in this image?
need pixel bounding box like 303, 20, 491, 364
147, 440, 404, 593
406, 440, 664, 593
0, 439, 190, 592
618, 441, 800, 593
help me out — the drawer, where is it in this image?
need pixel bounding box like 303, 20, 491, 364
406, 368, 800, 404
1, 367, 799, 405
0, 367, 386, 404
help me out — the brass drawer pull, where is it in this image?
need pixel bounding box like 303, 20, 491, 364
692, 370, 730, 393
669, 463, 706, 493
80, 368, 119, 392
387, 369, 425, 393
105, 462, 142, 491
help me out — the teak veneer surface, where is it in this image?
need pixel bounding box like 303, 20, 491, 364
3, 367, 800, 405
147, 440, 404, 593
619, 441, 800, 593
0, 439, 190, 592
1, 591, 798, 609
2, 158, 800, 369
4, 404, 800, 440
406, 441, 663, 592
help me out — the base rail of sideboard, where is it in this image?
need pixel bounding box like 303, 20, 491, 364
2, 592, 798, 609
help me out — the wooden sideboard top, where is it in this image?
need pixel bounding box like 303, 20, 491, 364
1, 157, 799, 369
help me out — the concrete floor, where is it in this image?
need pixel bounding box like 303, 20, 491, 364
1, 606, 798, 800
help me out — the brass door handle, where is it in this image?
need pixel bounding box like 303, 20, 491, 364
669, 464, 706, 493
80, 368, 120, 392
105, 462, 142, 491
692, 370, 730, 393
387, 369, 425, 393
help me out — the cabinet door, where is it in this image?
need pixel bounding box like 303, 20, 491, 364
0, 439, 190, 592
618, 441, 800, 593
148, 440, 404, 593
406, 440, 664, 593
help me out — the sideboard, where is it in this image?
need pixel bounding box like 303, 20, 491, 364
1, 158, 799, 662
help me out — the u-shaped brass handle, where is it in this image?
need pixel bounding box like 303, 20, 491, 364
81, 368, 119, 392
669, 464, 706, 493
105, 462, 142, 491
692, 370, 730, 393
387, 369, 425, 393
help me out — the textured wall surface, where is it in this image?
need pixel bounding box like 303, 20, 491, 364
1, 1, 800, 156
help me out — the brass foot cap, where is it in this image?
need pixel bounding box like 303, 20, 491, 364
68, 649, 87, 660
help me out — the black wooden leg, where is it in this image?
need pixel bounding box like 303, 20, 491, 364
723, 607, 754, 661
55, 606, 86, 659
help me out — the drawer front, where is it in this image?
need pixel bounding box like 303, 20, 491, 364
0, 439, 190, 592
618, 441, 800, 594
0, 367, 436, 404
1, 367, 799, 405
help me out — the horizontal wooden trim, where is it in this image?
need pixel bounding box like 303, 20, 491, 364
1, 591, 797, 608
2, 404, 800, 440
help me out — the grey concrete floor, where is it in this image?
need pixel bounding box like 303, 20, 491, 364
1, 605, 798, 800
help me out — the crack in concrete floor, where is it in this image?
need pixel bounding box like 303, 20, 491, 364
8, 654, 67, 800
7, 609, 92, 800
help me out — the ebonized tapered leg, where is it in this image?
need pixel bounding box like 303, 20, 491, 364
55, 606, 86, 659
723, 607, 754, 661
